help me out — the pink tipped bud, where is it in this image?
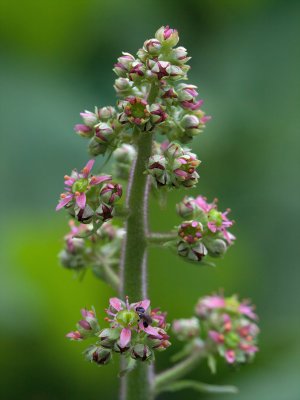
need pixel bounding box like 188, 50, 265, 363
155, 26, 179, 47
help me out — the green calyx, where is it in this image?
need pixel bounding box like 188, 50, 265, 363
131, 102, 147, 118
116, 310, 139, 327
72, 178, 89, 193
208, 209, 223, 227
224, 332, 240, 348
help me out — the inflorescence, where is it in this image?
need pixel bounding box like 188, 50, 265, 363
56, 25, 259, 383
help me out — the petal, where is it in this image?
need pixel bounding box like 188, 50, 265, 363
82, 159, 95, 177
64, 179, 75, 186
143, 326, 162, 338
136, 299, 150, 311
109, 297, 122, 311
56, 194, 73, 211
76, 192, 86, 209
120, 328, 131, 348
207, 222, 217, 233
90, 174, 112, 186
225, 350, 235, 364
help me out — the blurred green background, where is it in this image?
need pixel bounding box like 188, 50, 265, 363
1, 0, 299, 399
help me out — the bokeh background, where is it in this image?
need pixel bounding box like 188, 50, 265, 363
1, 0, 299, 399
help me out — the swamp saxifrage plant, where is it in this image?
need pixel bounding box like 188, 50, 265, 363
56, 25, 259, 400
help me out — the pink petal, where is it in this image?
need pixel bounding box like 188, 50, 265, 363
143, 325, 162, 338
82, 159, 95, 177
64, 179, 75, 186
109, 297, 122, 311
209, 330, 224, 343
76, 193, 86, 209
174, 169, 188, 177
133, 299, 150, 311
225, 350, 235, 364
90, 174, 112, 186
120, 328, 131, 348
207, 222, 217, 232
56, 194, 73, 211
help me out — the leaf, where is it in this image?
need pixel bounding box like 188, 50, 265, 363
157, 379, 238, 395
207, 354, 217, 374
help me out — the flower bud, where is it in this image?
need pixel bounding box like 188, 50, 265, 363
75, 204, 94, 224
59, 250, 85, 270
128, 61, 145, 82
114, 144, 136, 164
74, 124, 93, 138
147, 155, 169, 186
66, 330, 83, 340
131, 344, 153, 362
99, 183, 123, 205
144, 38, 162, 55
149, 103, 168, 124
177, 240, 208, 262
172, 317, 200, 341
203, 237, 227, 257
95, 123, 114, 144
155, 25, 179, 47
178, 220, 203, 244
96, 203, 114, 222
113, 52, 135, 77
177, 84, 198, 101
114, 77, 134, 96
89, 137, 108, 156
166, 64, 186, 80
86, 346, 112, 365
99, 328, 120, 348
98, 106, 116, 120
170, 46, 190, 64
176, 196, 195, 219
148, 60, 170, 80
80, 111, 98, 127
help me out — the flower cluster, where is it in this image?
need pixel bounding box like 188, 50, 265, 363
118, 96, 167, 132
59, 220, 124, 284
73, 25, 210, 158
56, 160, 122, 225
176, 195, 235, 263
74, 106, 122, 157
147, 142, 200, 189
113, 143, 137, 180
67, 297, 170, 366
172, 294, 259, 368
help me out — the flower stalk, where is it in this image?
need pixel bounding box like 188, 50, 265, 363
120, 84, 159, 400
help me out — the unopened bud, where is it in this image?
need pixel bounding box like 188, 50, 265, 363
155, 26, 179, 47
99, 183, 123, 205
131, 344, 153, 361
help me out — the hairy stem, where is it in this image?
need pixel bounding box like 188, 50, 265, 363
120, 84, 159, 400
147, 232, 177, 245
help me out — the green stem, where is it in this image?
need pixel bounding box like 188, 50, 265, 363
154, 347, 204, 395
147, 232, 177, 245
102, 264, 120, 291
120, 83, 159, 400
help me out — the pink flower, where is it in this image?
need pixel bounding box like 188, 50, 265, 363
194, 196, 215, 213
209, 330, 224, 344
225, 349, 236, 364
56, 160, 111, 211
66, 330, 83, 340
239, 302, 258, 320
207, 208, 235, 244
195, 295, 225, 316
105, 297, 168, 350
